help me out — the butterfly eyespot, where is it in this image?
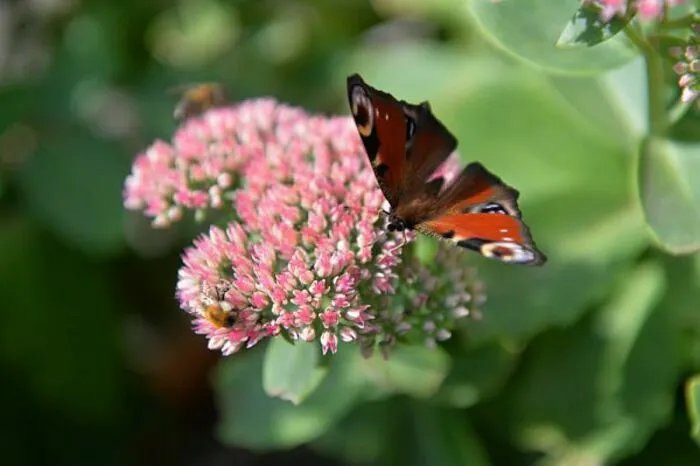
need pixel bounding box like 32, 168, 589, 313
351, 86, 374, 137
481, 242, 535, 263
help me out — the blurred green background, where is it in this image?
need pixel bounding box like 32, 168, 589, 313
2, 0, 700, 465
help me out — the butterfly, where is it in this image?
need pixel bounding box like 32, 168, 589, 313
171, 82, 228, 122
346, 73, 546, 266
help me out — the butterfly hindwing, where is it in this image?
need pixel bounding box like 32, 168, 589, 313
418, 163, 546, 266
418, 213, 545, 265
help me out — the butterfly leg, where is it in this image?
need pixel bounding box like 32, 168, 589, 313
388, 229, 409, 254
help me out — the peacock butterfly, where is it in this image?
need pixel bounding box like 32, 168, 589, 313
346, 73, 546, 266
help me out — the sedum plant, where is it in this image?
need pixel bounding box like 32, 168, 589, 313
122, 1, 700, 464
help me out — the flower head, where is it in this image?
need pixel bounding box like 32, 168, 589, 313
128, 98, 483, 356
123, 99, 310, 227
670, 16, 700, 105
360, 245, 486, 359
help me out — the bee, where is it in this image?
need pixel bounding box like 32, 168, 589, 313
171, 82, 228, 122
200, 281, 237, 329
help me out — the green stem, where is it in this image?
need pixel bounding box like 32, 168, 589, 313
668, 98, 693, 125
624, 24, 668, 137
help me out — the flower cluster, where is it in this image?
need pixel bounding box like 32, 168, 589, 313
582, 0, 688, 21
125, 99, 483, 356
361, 246, 485, 359
123, 99, 310, 227
671, 15, 700, 105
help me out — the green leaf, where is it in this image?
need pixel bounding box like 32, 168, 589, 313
263, 338, 327, 405
311, 399, 396, 464
431, 341, 516, 409
469, 184, 647, 343
361, 345, 450, 399
467, 0, 639, 74
215, 345, 366, 450
362, 0, 464, 25
407, 403, 491, 466
345, 42, 636, 199
686, 375, 700, 447
316, 399, 491, 466
557, 4, 631, 48
413, 234, 439, 266
639, 137, 700, 254
615, 404, 700, 465
548, 55, 648, 144
18, 129, 129, 256
508, 262, 676, 462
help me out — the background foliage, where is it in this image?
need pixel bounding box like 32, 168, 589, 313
1, 0, 700, 465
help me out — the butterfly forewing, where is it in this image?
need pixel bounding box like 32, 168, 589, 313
403, 104, 457, 192
347, 74, 407, 207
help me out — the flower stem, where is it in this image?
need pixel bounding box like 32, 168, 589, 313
625, 24, 668, 136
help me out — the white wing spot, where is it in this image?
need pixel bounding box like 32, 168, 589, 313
499, 229, 508, 233
385, 114, 389, 120
503, 237, 513, 241
481, 242, 535, 263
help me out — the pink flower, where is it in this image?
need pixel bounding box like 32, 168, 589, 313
123, 99, 309, 227
637, 0, 688, 19
670, 14, 700, 106
131, 97, 484, 356
361, 245, 486, 359
171, 101, 415, 355
582, 0, 628, 21
582, 0, 687, 21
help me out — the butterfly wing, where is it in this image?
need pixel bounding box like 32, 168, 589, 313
347, 74, 456, 208
417, 163, 546, 266
403, 101, 457, 192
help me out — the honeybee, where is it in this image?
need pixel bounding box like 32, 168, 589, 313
172, 83, 228, 122
200, 281, 237, 329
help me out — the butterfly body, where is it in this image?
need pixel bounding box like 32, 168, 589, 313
347, 73, 546, 266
